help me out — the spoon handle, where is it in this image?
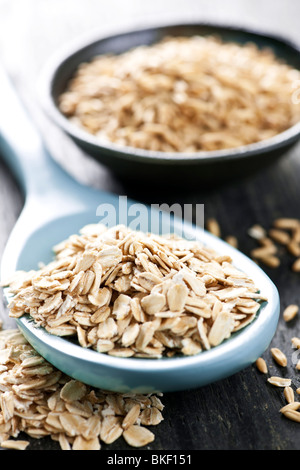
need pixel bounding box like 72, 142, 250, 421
0, 64, 82, 200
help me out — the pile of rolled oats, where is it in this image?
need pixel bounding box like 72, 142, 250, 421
3, 224, 266, 358
58, 36, 300, 153
0, 328, 164, 450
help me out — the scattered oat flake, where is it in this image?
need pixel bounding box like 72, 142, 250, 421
287, 241, 300, 257
283, 305, 299, 322
270, 348, 287, 367
292, 258, 300, 272
284, 387, 295, 404
280, 402, 300, 413
282, 409, 300, 423
0, 440, 30, 450
72, 435, 101, 450
122, 404, 141, 430
251, 245, 277, 260
225, 235, 238, 248
273, 218, 300, 230
206, 218, 221, 237
259, 255, 280, 269
100, 416, 123, 444
248, 225, 266, 240
292, 337, 300, 349
267, 377, 291, 387
123, 425, 155, 447
268, 229, 290, 245
255, 357, 268, 374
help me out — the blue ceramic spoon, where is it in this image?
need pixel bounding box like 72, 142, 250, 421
0, 66, 279, 393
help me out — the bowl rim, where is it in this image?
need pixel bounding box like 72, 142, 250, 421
38, 20, 300, 165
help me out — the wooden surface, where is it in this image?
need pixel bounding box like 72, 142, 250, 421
0, 0, 300, 450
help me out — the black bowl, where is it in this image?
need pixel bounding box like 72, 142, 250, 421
39, 22, 300, 186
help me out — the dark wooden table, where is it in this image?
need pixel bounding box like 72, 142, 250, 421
1, 0, 300, 451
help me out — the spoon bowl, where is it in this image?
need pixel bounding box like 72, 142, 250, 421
0, 66, 280, 393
